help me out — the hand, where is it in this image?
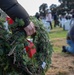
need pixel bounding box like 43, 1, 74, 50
24, 22, 36, 36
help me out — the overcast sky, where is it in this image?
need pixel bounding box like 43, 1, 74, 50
17, 0, 60, 16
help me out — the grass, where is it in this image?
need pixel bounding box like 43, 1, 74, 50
49, 27, 68, 53
49, 28, 67, 40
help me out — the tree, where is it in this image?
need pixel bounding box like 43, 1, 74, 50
39, 3, 48, 18
58, 0, 74, 9
50, 4, 57, 10
56, 0, 74, 15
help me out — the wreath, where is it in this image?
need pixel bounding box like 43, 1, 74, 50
0, 17, 53, 75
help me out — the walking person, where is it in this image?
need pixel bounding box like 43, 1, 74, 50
46, 10, 53, 29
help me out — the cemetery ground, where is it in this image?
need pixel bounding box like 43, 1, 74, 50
46, 27, 74, 75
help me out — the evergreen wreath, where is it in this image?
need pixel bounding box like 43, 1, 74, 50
0, 17, 53, 75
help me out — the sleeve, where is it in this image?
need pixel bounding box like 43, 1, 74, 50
0, 0, 30, 27
69, 19, 74, 42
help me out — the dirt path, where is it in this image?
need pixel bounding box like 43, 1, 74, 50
46, 52, 74, 75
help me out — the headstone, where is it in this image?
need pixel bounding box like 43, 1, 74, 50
63, 19, 71, 30
41, 19, 50, 32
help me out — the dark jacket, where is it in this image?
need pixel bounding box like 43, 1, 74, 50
69, 18, 74, 42
0, 0, 30, 27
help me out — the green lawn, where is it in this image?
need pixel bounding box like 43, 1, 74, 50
49, 27, 68, 52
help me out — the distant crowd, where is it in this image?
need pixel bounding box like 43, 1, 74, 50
35, 9, 74, 31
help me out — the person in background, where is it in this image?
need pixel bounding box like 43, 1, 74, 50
58, 15, 62, 27
62, 11, 74, 54
46, 10, 53, 29
35, 12, 40, 20
53, 12, 59, 27
62, 32, 74, 54
0, 0, 36, 36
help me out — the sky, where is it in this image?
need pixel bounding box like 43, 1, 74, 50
17, 0, 60, 16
